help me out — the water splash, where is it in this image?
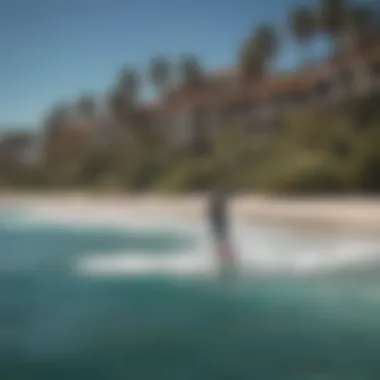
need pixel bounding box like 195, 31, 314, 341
75, 229, 380, 278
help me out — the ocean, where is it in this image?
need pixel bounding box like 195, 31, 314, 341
1, 207, 380, 380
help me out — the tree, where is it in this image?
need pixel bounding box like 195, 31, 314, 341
149, 56, 172, 98
318, 0, 347, 41
108, 66, 141, 132
43, 103, 72, 159
239, 38, 264, 81
115, 66, 140, 105
107, 90, 125, 124
253, 24, 278, 65
42, 102, 96, 187
179, 55, 203, 88
289, 5, 316, 65
107, 89, 137, 136
346, 5, 374, 42
239, 24, 278, 80
44, 103, 71, 134
316, 0, 373, 52
374, 3, 380, 36
77, 94, 96, 118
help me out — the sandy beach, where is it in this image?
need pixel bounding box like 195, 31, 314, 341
1, 193, 380, 234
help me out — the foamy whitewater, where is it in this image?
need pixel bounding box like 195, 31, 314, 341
9, 202, 380, 279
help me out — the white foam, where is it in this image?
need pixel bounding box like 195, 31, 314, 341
9, 202, 380, 278
75, 233, 380, 278
75, 250, 218, 278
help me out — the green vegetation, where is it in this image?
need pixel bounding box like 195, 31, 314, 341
1, 0, 380, 194
2, 93, 380, 194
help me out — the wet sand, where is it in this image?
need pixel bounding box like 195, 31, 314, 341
1, 193, 380, 234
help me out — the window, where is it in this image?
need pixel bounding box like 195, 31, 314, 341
314, 80, 332, 97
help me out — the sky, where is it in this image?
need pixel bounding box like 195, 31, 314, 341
0, 0, 324, 128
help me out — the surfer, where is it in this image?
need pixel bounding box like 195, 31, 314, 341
208, 187, 236, 280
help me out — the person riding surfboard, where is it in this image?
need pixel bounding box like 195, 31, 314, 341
208, 185, 236, 280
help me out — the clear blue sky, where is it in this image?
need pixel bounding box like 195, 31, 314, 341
0, 0, 323, 128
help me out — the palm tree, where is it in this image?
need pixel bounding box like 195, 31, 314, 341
316, 0, 373, 53
75, 95, 99, 142
107, 90, 129, 126
346, 5, 374, 43
108, 66, 141, 133
253, 25, 278, 65
116, 66, 140, 105
239, 24, 278, 80
318, 0, 346, 42
43, 103, 71, 139
149, 56, 172, 98
42, 103, 73, 166
239, 40, 264, 81
179, 54, 203, 88
289, 5, 317, 65
372, 4, 380, 37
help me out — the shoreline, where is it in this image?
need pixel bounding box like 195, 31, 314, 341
1, 193, 380, 234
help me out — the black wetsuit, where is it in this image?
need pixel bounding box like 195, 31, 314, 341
209, 189, 236, 280
209, 190, 229, 240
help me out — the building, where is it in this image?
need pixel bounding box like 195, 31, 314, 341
161, 38, 380, 149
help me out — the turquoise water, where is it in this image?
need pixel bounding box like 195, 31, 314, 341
1, 210, 380, 379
